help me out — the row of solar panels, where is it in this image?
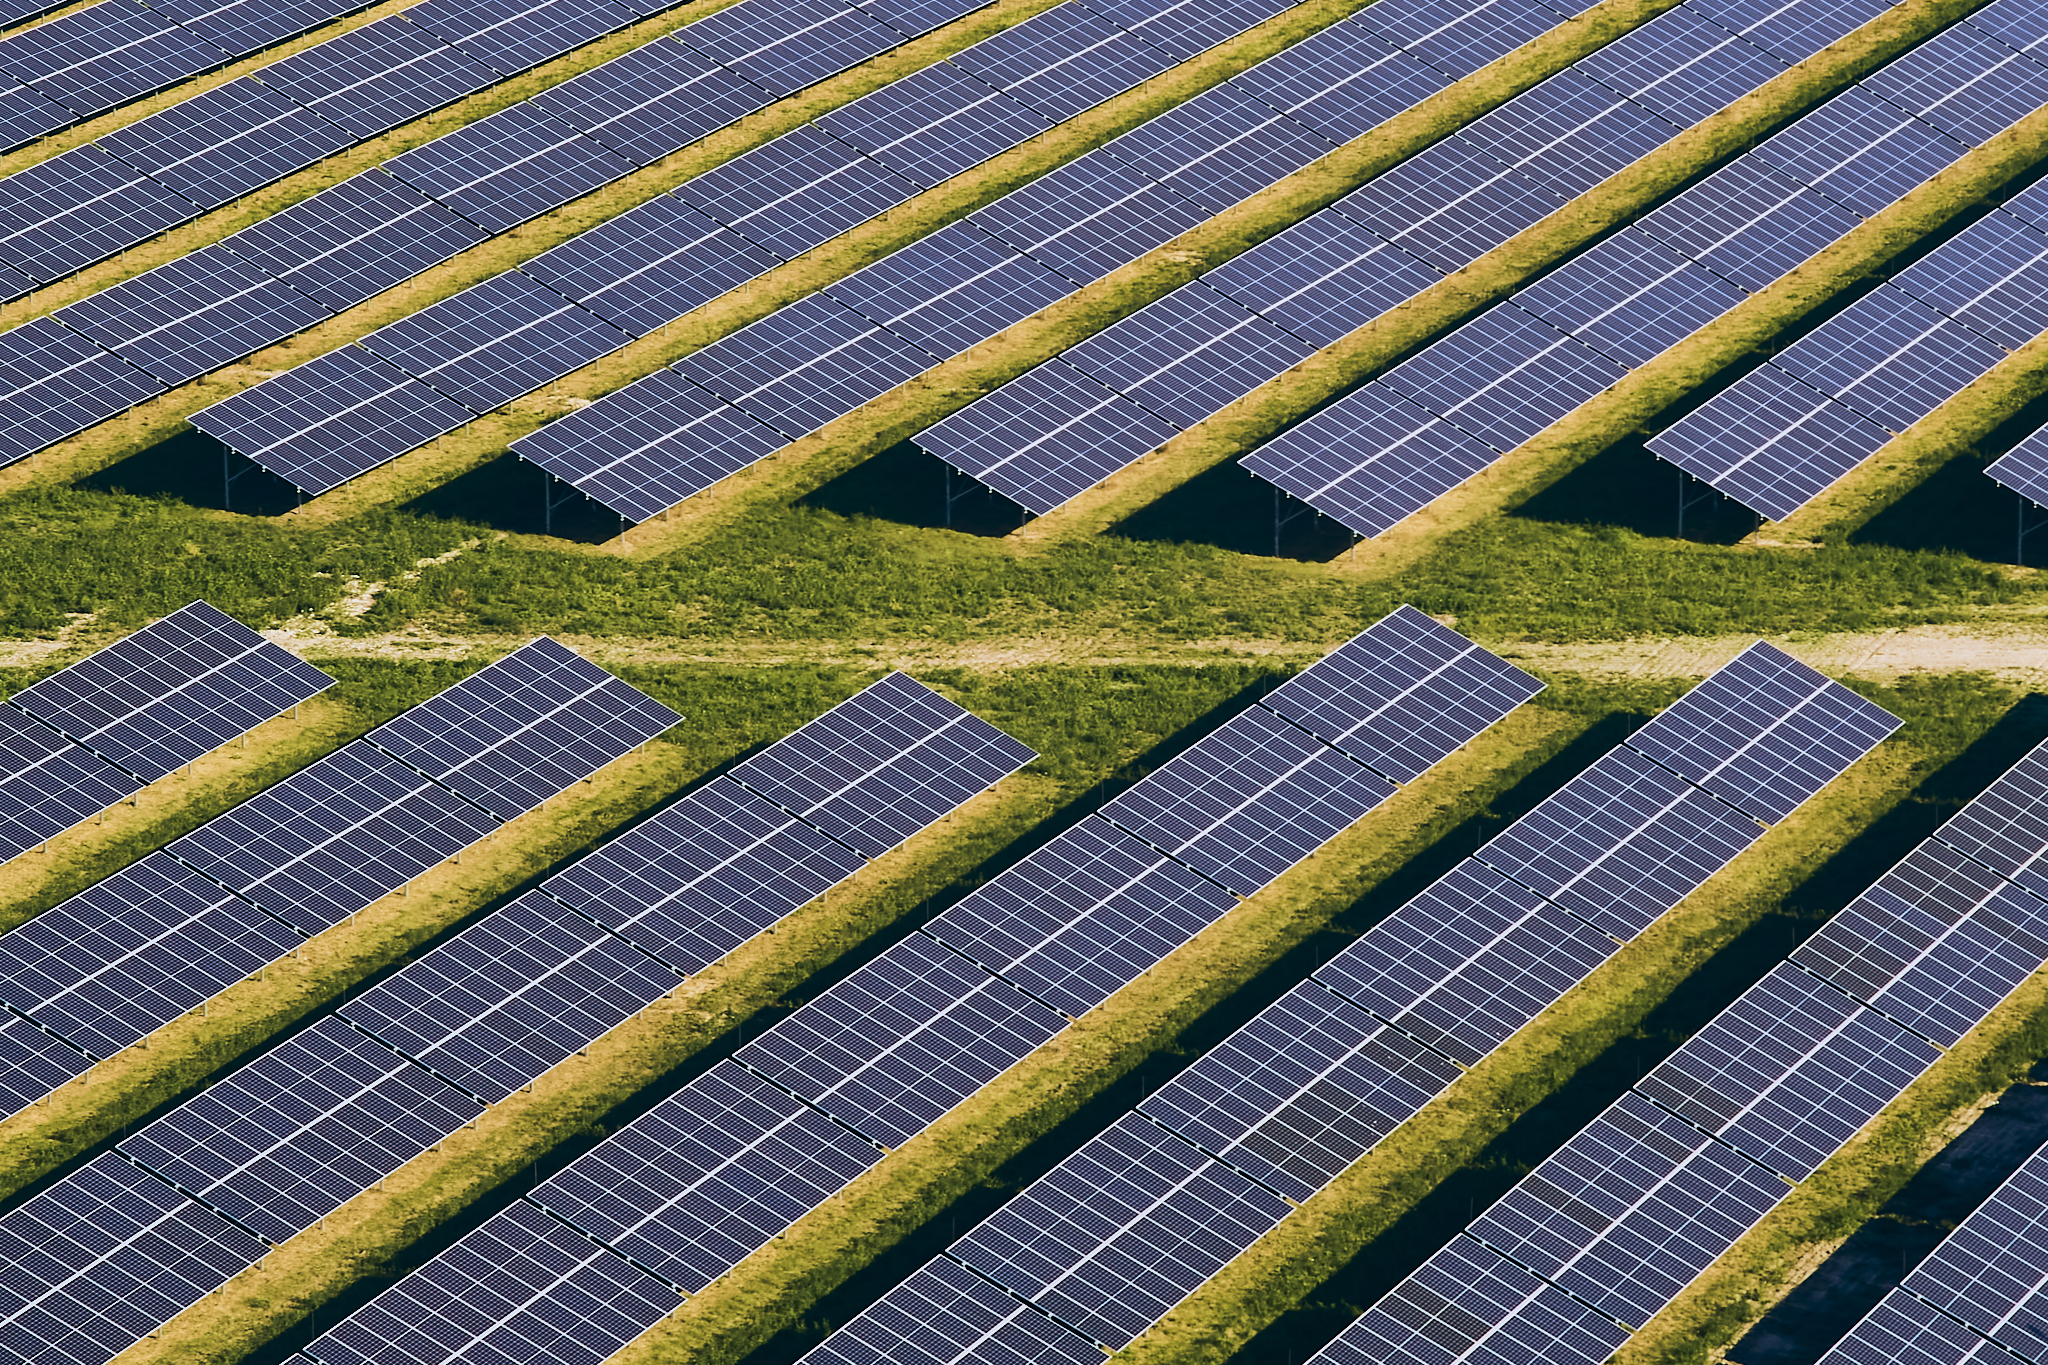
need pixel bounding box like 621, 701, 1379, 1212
786, 641, 1902, 1365
272, 607, 1542, 1365
1248, 0, 2048, 538
0, 672, 1037, 1365
1815, 1116, 2048, 1362
0, 636, 681, 1120
1298, 724, 2048, 1365
0, 0, 1005, 468
0, 600, 332, 865
184, 0, 1317, 499
1652, 173, 2048, 520
511, 0, 1908, 528
1989, 412, 2048, 512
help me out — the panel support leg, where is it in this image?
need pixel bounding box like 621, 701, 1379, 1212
941, 461, 980, 529
2017, 493, 2048, 567
1272, 486, 1315, 556
1674, 465, 1719, 539
541, 468, 582, 537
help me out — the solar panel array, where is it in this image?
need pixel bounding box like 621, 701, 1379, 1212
1246, 0, 2048, 538
1650, 164, 2048, 520
0, 637, 676, 1120
0, 0, 993, 473
790, 641, 1899, 1363
1289, 725, 2048, 1365
513, 0, 1618, 524
292, 607, 1541, 1365
0, 600, 331, 866
0, 673, 1031, 1365
1987, 409, 2048, 513
198, 0, 1316, 501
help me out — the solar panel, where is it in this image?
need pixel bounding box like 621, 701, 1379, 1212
1332, 137, 1567, 273
0, 316, 164, 469
1898, 1147, 2048, 1358
921, 815, 1237, 1017
0, 1013, 88, 1117
255, 15, 500, 140
1463, 68, 1683, 200
218, 169, 489, 313
732, 930, 1066, 1147
1893, 210, 2048, 351
115, 1015, 481, 1244
0, 706, 138, 864
1752, 86, 1969, 219
1240, 380, 1502, 539
1099, 703, 1397, 897
824, 219, 1075, 360
1200, 209, 1442, 348
1633, 960, 1940, 1181
384, 102, 637, 234
1971, 0, 2048, 58
1313, 858, 1550, 1012
673, 0, 902, 97
298, 1197, 677, 1365
526, 1059, 882, 1292
1099, 82, 1337, 215
1933, 741, 2048, 898
1862, 20, 2048, 149
1228, 15, 1452, 144
0, 1, 226, 118
0, 80, 72, 154
818, 60, 1053, 189
95, 76, 354, 211
1137, 979, 1461, 1200
1512, 226, 1748, 368
1466, 1090, 1789, 1328
673, 293, 938, 437
1375, 301, 1627, 451
1087, 0, 1298, 59
1635, 157, 1862, 293
186, 344, 477, 495
673, 124, 919, 261
0, 1152, 267, 1365
797, 1255, 1102, 1365
1988, 419, 2048, 510
407, 0, 642, 76
0, 142, 199, 284
1687, 0, 1893, 65
519, 192, 776, 337
947, 1111, 1292, 1348
1476, 744, 1763, 941
966, 153, 1213, 285
146, 0, 360, 58
1308, 1234, 1632, 1365
1357, 0, 1573, 80
51, 242, 331, 386
945, 3, 1176, 123
529, 35, 774, 165
1571, 4, 1787, 128
1816, 1288, 2006, 1365
1770, 284, 2008, 433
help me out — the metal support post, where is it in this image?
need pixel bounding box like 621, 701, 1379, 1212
2017, 492, 2048, 566
1674, 465, 1720, 539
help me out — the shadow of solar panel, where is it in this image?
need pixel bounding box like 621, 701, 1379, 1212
1987, 420, 2048, 513
356, 269, 628, 414
300, 1198, 677, 1365
410, 0, 643, 74
1334, 137, 1566, 272
0, 316, 163, 467
1572, 4, 1786, 129
188, 345, 474, 494
1635, 961, 1939, 1181
733, 931, 1066, 1147
1316, 1235, 1633, 1365
118, 1016, 480, 1243
1468, 1091, 1788, 1328
820, 60, 1052, 189
0, 1, 226, 117
528, 1059, 882, 1292
1137, 981, 1460, 1201
674, 293, 937, 437
1478, 745, 1761, 941
1513, 227, 1747, 368
803, 1255, 1101, 1365
0, 80, 71, 153
0, 143, 199, 284
1241, 381, 1501, 539
1898, 1154, 2048, 1359
1689, 0, 1892, 64
923, 815, 1236, 1017
682, 125, 920, 261
97, 76, 355, 211
0, 708, 138, 864
1355, 0, 1571, 79
1100, 704, 1396, 896
0, 1153, 267, 1365
1866, 20, 2048, 149
530, 36, 773, 164
1752, 87, 1968, 219
0, 1014, 87, 1116
219, 170, 488, 312
511, 368, 787, 521
385, 102, 636, 234
1624, 640, 1899, 824
675, 0, 901, 96
52, 242, 330, 386
1463, 68, 1681, 200
919, 358, 1180, 514
1201, 210, 1441, 348
149, 0, 364, 58
1083, 0, 1297, 60
1377, 302, 1625, 450
1894, 211, 2048, 350
1819, 1289, 2007, 1365
1260, 604, 1542, 780
1771, 285, 2007, 433
1230, 15, 1451, 143
342, 891, 676, 1102
1099, 82, 1336, 215
949, 1111, 1291, 1347
947, 3, 1175, 122
543, 777, 863, 971
967, 153, 1213, 285
1636, 158, 1860, 293
1060, 281, 1317, 429
256, 15, 500, 140
521, 192, 778, 336
824, 219, 1073, 359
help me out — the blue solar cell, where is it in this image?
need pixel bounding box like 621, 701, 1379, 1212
1897, 1149, 2048, 1361
0, 143, 199, 285
0, 1014, 87, 1116
946, 3, 1176, 122
1771, 284, 2006, 434
1571, 3, 1787, 129
673, 123, 919, 260
1357, 0, 1572, 80
255, 15, 500, 139
1970, 0, 2048, 56
1334, 136, 1567, 272
1636, 157, 1862, 293
408, 0, 643, 75
384, 102, 637, 234
147, 0, 361, 58
818, 59, 1052, 189
1099, 81, 1337, 215
0, 1, 226, 117
529, 34, 774, 164
0, 315, 164, 469
519, 191, 777, 337
1751, 86, 1968, 219
1934, 741, 2048, 899
1376, 301, 1627, 450
1687, 0, 1893, 65
1462, 68, 1682, 199
1080, 0, 1297, 61
852, 0, 989, 38
1988, 419, 2048, 510
0, 80, 71, 153
967, 153, 1213, 285
799, 1255, 1102, 1365
674, 293, 936, 438
1201, 210, 1441, 348
1514, 226, 1748, 367
1228, 14, 1452, 144
1862, 20, 2048, 148
675, 0, 901, 97
0, 706, 138, 867
824, 219, 1074, 359
1892, 209, 2048, 350
95, 76, 355, 211
1816, 1289, 2006, 1365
